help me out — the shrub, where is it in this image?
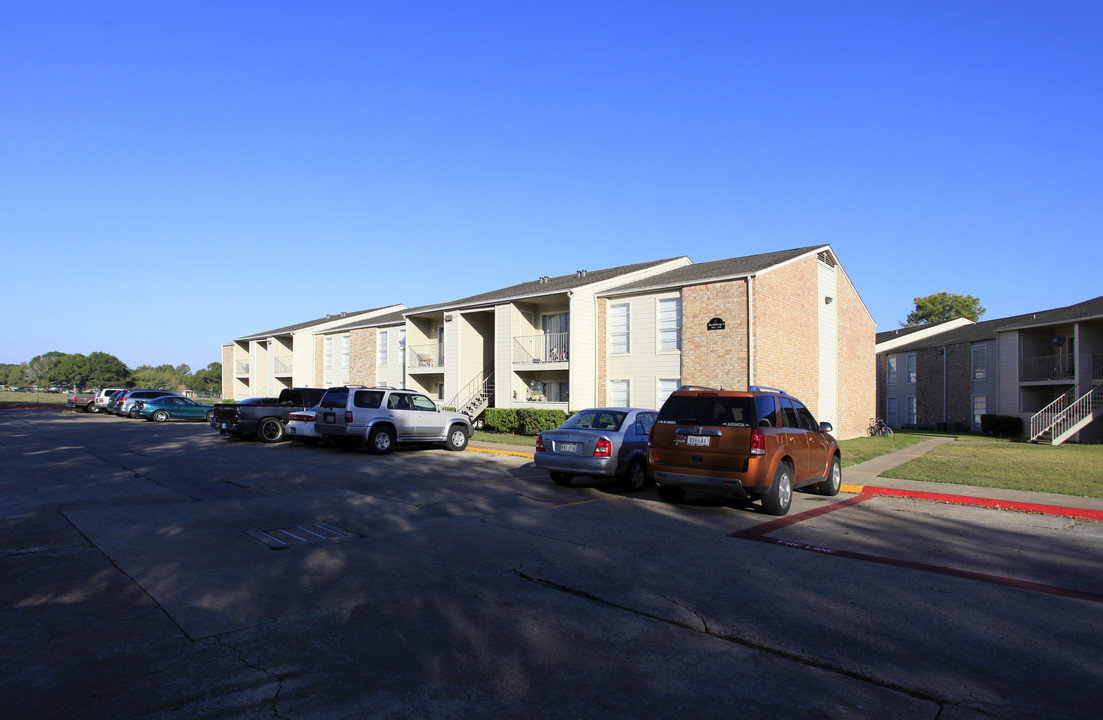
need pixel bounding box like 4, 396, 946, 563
981, 414, 1023, 437
484, 408, 519, 434
517, 408, 567, 436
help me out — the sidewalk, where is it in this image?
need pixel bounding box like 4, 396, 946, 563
470, 436, 1103, 522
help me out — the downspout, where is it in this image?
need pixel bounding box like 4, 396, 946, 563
747, 275, 755, 388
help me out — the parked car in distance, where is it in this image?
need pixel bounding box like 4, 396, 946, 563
117, 389, 177, 418
210, 388, 327, 443
67, 392, 97, 411
534, 407, 658, 491
313, 386, 473, 454
91, 387, 127, 414
286, 408, 324, 445
135, 396, 216, 423
647, 386, 841, 516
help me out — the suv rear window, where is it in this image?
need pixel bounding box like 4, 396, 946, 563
657, 394, 775, 428
320, 390, 348, 409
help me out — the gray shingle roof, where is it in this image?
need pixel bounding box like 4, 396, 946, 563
599, 245, 827, 296
875, 316, 971, 344
235, 306, 396, 341
318, 308, 409, 334
402, 257, 686, 315
995, 295, 1103, 330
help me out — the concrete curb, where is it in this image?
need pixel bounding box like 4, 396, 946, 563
840, 483, 1103, 522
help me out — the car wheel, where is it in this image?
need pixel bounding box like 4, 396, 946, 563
368, 426, 395, 455
128, 407, 141, 418
656, 484, 685, 503
550, 471, 573, 486
762, 462, 793, 516
624, 458, 649, 492
443, 426, 469, 451
151, 410, 169, 423
205, 410, 214, 423
818, 456, 841, 497
257, 417, 285, 443
85, 402, 96, 413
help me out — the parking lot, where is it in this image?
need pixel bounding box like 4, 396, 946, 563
3, 410, 1102, 719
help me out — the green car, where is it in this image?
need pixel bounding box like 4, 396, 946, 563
136, 396, 216, 423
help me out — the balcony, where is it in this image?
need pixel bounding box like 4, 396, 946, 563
1021, 354, 1075, 382
408, 342, 443, 372
513, 332, 569, 367
234, 360, 250, 375
273, 355, 293, 376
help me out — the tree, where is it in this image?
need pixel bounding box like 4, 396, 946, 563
902, 292, 985, 327
86, 352, 131, 388
184, 362, 222, 393
132, 364, 184, 390
50, 353, 92, 391
24, 351, 66, 387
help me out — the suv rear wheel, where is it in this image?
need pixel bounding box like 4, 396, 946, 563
762, 462, 793, 516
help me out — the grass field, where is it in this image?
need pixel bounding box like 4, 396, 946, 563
0, 391, 225, 409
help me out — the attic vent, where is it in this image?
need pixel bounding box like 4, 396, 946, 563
817, 251, 836, 268
576, 269, 587, 277
537, 276, 550, 283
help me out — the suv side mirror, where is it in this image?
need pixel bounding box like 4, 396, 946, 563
819, 421, 833, 433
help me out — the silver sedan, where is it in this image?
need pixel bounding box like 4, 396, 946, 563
534, 407, 658, 491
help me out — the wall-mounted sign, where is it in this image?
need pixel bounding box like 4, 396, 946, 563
707, 317, 725, 331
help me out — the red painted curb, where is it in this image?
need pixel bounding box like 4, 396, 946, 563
860, 485, 1103, 522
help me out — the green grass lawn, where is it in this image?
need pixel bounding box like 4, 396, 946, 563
0, 390, 70, 407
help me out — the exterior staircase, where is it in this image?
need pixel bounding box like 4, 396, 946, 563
448, 369, 494, 424
1030, 383, 1103, 445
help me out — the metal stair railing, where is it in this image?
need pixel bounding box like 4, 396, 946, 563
447, 369, 495, 419
1031, 386, 1103, 444
1030, 389, 1075, 441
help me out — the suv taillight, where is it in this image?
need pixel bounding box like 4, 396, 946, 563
593, 437, 612, 457
535, 434, 544, 452
344, 411, 354, 424
750, 428, 766, 456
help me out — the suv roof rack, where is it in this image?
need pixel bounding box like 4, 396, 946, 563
748, 385, 788, 395
677, 385, 718, 391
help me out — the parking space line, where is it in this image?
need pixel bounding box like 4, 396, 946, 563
729, 495, 1103, 605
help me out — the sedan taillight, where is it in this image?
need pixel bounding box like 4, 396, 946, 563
535, 434, 545, 452
593, 437, 612, 457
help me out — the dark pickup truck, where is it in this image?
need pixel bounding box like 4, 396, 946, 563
210, 388, 327, 443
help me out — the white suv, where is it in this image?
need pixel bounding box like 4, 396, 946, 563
313, 386, 473, 454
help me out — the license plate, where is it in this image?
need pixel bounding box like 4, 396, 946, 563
324, 413, 335, 423
220, 423, 228, 429
560, 442, 578, 454
687, 435, 710, 447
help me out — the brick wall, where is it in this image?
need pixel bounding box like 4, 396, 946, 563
681, 279, 749, 389
753, 256, 819, 407
349, 328, 377, 386
916, 347, 943, 426
835, 270, 876, 439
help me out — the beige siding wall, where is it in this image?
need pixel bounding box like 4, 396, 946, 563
603, 291, 683, 408
221, 344, 233, 398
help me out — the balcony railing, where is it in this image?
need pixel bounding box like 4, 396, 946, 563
1021, 355, 1074, 382
408, 342, 443, 369
234, 360, 250, 375
272, 355, 293, 374
513, 332, 569, 364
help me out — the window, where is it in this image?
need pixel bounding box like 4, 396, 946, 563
658, 378, 680, 407
779, 397, 801, 428
973, 395, 987, 428
610, 304, 629, 354
906, 396, 917, 425
324, 336, 333, 369
887, 397, 897, 426
658, 297, 682, 352
886, 355, 898, 385
341, 335, 350, 368
378, 330, 388, 366
906, 354, 917, 384
972, 345, 987, 381
609, 379, 629, 407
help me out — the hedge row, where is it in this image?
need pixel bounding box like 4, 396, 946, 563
484, 408, 568, 436
980, 414, 1023, 437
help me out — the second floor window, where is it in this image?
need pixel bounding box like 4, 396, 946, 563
378, 330, 388, 366
341, 335, 350, 368
906, 354, 917, 384
972, 345, 987, 381
610, 304, 629, 354
658, 297, 682, 352
886, 355, 898, 385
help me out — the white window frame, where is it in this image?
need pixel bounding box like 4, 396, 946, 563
972, 345, 987, 381
610, 304, 630, 354
324, 336, 333, 369
973, 394, 987, 428
378, 330, 388, 366
657, 378, 680, 408
906, 396, 917, 425
906, 353, 917, 384
608, 379, 630, 407
341, 334, 350, 368
886, 397, 898, 426
886, 355, 898, 385
657, 297, 682, 353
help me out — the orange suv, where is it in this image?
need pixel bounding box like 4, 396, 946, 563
648, 386, 841, 515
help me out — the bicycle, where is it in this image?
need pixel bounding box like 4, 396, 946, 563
867, 417, 895, 438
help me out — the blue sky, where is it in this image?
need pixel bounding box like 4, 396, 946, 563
3, 1, 1100, 371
